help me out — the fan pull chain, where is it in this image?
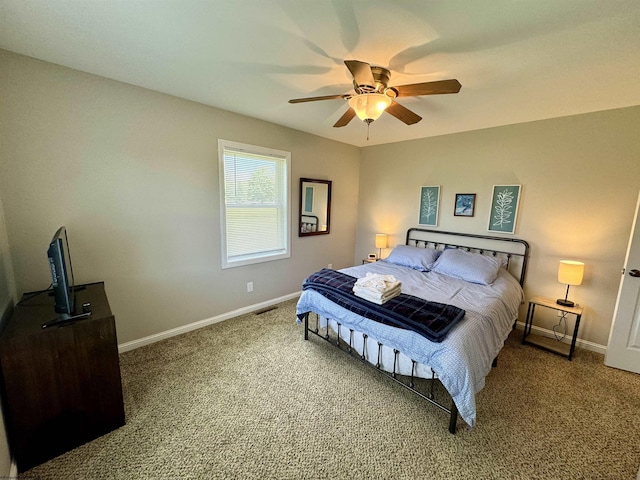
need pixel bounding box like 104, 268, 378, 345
365, 118, 373, 140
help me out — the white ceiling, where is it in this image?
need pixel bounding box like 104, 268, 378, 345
1, 0, 640, 147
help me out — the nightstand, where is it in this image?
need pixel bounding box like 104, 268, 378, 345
522, 295, 583, 361
362, 258, 378, 264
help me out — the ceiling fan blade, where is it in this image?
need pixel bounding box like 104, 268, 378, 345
333, 108, 356, 128
289, 94, 348, 104
344, 60, 375, 88
394, 79, 462, 97
385, 101, 422, 125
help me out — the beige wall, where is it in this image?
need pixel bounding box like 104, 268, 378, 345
356, 107, 640, 347
0, 194, 15, 479
1, 47, 639, 478
0, 50, 360, 344
1, 49, 638, 353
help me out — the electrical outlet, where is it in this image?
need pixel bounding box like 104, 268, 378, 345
247, 282, 253, 293
328, 263, 332, 269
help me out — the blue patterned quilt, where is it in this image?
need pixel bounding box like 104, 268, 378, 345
298, 268, 465, 343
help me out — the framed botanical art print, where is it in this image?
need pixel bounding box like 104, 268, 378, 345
454, 193, 476, 217
488, 185, 521, 234
419, 185, 440, 226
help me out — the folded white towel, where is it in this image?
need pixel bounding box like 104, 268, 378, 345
354, 273, 401, 293
353, 284, 401, 300
353, 284, 401, 305
353, 289, 400, 305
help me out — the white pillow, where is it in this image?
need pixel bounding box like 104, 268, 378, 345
383, 245, 441, 272
432, 248, 502, 285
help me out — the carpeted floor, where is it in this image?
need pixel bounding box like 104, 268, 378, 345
20, 299, 640, 479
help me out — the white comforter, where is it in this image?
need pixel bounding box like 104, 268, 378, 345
296, 261, 524, 427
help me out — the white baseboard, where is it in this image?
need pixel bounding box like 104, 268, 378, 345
118, 292, 301, 353
514, 321, 607, 355
9, 458, 17, 479
116, 296, 607, 356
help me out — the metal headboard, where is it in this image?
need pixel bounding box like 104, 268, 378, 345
405, 228, 530, 287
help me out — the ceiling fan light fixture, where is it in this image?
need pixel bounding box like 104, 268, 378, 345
348, 93, 392, 122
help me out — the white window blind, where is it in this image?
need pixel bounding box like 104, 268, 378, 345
218, 139, 290, 269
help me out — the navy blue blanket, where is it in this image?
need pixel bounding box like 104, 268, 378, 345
298, 269, 465, 343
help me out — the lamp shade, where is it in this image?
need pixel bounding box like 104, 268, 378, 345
375, 233, 388, 249
348, 94, 392, 122
558, 260, 584, 286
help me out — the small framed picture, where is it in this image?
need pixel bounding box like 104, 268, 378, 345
454, 194, 476, 217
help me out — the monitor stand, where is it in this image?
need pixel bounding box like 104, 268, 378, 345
41, 311, 91, 329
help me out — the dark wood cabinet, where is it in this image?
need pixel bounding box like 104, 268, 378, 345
0, 282, 125, 472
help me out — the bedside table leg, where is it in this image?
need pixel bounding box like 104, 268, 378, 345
568, 314, 582, 361
523, 302, 535, 343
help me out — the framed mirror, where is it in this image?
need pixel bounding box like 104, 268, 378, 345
299, 178, 332, 236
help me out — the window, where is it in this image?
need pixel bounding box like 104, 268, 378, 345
218, 139, 291, 269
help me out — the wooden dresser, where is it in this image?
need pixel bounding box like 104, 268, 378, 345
0, 282, 125, 472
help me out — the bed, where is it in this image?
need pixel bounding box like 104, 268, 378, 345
296, 228, 529, 433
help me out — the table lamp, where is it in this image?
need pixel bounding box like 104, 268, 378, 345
556, 260, 584, 307
375, 234, 388, 259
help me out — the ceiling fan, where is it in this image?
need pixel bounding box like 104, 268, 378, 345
289, 60, 461, 129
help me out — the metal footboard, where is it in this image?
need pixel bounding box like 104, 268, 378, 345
302, 312, 459, 434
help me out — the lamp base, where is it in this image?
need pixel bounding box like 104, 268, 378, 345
556, 298, 575, 307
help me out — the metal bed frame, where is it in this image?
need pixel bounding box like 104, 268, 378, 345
301, 228, 529, 434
